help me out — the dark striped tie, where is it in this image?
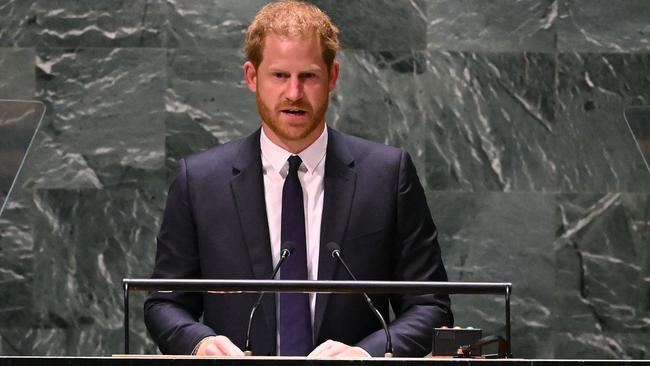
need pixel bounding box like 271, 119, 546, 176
279, 155, 313, 356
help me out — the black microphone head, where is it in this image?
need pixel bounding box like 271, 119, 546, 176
281, 241, 295, 256
326, 242, 341, 257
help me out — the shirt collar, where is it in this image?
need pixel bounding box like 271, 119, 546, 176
260, 126, 328, 175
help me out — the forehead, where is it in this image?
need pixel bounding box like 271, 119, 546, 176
260, 33, 325, 66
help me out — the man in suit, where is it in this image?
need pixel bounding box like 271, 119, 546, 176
144, 0, 452, 358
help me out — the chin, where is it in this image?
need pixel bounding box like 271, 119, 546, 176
278, 128, 312, 142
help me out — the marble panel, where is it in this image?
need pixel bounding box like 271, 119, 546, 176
557, 0, 650, 53
165, 0, 267, 49
553, 193, 649, 359
429, 192, 557, 358
0, 48, 35, 99
331, 50, 560, 192
310, 0, 428, 51
165, 48, 257, 179
0, 199, 36, 329
0, 106, 45, 331
1, 0, 166, 48
0, 101, 46, 214
0, 0, 34, 47
333, 50, 650, 193
0, 328, 65, 356
32, 47, 166, 189
21, 188, 163, 355
427, 0, 557, 52
0, 308, 157, 356
556, 53, 650, 193
165, 0, 427, 51
623, 106, 650, 174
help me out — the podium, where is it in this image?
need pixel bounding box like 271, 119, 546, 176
122, 279, 512, 357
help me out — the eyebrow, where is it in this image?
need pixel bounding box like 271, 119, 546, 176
267, 64, 323, 74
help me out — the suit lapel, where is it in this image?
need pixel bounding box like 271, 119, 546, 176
314, 128, 356, 340
230, 129, 276, 341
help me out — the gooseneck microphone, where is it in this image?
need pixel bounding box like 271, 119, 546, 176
244, 241, 295, 356
326, 242, 394, 358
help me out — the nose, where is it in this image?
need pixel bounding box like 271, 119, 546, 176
285, 74, 304, 102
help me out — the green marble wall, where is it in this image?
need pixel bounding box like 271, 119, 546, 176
0, 0, 648, 359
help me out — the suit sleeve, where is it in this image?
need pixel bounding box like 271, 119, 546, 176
143, 158, 216, 354
356, 150, 453, 356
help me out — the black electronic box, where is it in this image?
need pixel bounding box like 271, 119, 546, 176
432, 327, 482, 356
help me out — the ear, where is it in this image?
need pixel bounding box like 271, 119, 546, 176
243, 61, 257, 92
327, 60, 339, 92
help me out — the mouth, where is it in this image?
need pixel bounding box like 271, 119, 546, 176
281, 108, 307, 116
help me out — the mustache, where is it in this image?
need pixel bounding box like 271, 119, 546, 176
277, 101, 312, 111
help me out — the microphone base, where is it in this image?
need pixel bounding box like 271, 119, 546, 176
384, 352, 393, 358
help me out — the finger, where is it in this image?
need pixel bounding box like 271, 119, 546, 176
201, 341, 223, 356
308, 339, 337, 358
215, 336, 245, 356
335, 346, 371, 359
310, 340, 347, 358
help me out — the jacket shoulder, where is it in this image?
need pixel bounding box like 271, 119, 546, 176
181, 130, 258, 175
332, 129, 405, 166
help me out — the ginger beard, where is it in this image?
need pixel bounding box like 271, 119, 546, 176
255, 88, 329, 143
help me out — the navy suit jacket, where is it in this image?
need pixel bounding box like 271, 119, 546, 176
144, 127, 453, 356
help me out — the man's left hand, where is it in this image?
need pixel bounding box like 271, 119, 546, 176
308, 340, 371, 358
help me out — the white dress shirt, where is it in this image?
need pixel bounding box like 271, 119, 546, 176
260, 126, 327, 339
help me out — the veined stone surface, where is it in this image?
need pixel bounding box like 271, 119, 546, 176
0, 0, 166, 47
557, 0, 650, 53
427, 0, 558, 52
33, 47, 166, 189
0, 48, 35, 99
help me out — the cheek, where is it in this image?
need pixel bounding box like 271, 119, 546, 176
308, 88, 329, 104
257, 88, 276, 105
260, 84, 282, 99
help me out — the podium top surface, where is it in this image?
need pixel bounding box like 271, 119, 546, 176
1, 356, 649, 365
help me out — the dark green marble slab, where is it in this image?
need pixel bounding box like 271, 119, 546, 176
310, 0, 428, 51
166, 0, 428, 51
0, 187, 161, 356
0, 201, 36, 331
27, 188, 161, 355
556, 53, 650, 193
32, 47, 166, 189
0, 1, 34, 47
0, 0, 166, 48
165, 0, 266, 49
557, 0, 650, 52
427, 0, 557, 52
0, 48, 35, 99
165, 48, 257, 180
0, 101, 45, 216
332, 50, 560, 192
553, 193, 649, 359
430, 192, 556, 358
624, 106, 650, 174
332, 50, 650, 193
429, 191, 649, 358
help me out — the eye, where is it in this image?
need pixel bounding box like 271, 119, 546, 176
300, 72, 316, 80
272, 72, 288, 79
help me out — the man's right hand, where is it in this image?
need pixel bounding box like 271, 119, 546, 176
195, 335, 245, 356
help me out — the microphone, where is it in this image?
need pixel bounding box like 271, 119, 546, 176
244, 241, 295, 356
326, 242, 394, 358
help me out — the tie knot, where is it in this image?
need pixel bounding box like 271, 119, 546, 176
288, 155, 302, 173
